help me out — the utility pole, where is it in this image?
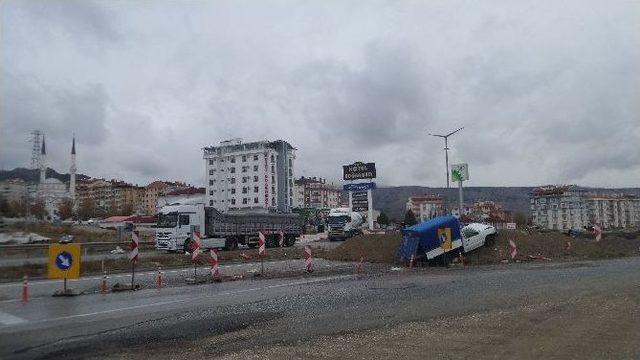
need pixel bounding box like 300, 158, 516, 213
428, 127, 463, 189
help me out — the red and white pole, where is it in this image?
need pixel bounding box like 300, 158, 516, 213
355, 256, 363, 274
22, 274, 28, 303
304, 245, 313, 273
278, 230, 285, 248
458, 251, 465, 267
100, 270, 108, 294
157, 266, 163, 289
210, 249, 219, 279
409, 254, 415, 268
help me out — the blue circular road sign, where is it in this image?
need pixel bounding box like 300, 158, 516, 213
55, 251, 73, 271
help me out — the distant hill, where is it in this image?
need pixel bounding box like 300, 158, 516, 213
0, 167, 91, 183
373, 186, 640, 220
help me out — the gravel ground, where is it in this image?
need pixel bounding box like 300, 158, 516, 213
81, 258, 640, 360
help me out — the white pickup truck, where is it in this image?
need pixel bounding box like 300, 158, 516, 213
461, 223, 498, 252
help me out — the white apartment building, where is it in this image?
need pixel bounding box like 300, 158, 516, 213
203, 139, 295, 213
406, 195, 445, 222
293, 177, 341, 209
530, 185, 640, 230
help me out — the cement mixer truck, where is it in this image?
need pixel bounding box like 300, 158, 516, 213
327, 207, 364, 241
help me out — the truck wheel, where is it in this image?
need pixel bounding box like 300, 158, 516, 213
285, 235, 295, 247
485, 234, 496, 247
224, 238, 238, 251
183, 239, 193, 253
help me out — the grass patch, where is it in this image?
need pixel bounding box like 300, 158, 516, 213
322, 230, 640, 265
0, 246, 309, 282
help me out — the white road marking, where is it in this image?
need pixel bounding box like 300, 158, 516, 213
0, 311, 27, 325
13, 274, 354, 327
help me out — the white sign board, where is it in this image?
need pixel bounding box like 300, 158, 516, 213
451, 163, 469, 182
506, 222, 517, 230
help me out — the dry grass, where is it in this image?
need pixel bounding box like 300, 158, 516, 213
4, 222, 154, 243
322, 233, 403, 263
322, 230, 640, 265
0, 246, 308, 282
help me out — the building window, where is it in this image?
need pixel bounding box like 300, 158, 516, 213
242, 166, 248, 173
230, 167, 236, 173
270, 155, 275, 163
231, 199, 236, 205
242, 187, 248, 194
242, 155, 247, 162
254, 186, 259, 193
254, 176, 259, 182
209, 170, 214, 175
272, 198, 276, 206
209, 159, 214, 165
242, 177, 248, 183
230, 157, 235, 163
289, 159, 292, 167
253, 155, 258, 161
231, 188, 236, 194
253, 165, 258, 171
271, 176, 275, 183
254, 197, 258, 204
209, 180, 214, 186
209, 190, 213, 195
209, 200, 213, 206
230, 178, 236, 184
243, 198, 248, 204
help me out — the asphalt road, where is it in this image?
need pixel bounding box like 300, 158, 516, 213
0, 257, 639, 359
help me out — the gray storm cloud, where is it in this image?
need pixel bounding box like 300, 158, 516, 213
1, 0, 638, 188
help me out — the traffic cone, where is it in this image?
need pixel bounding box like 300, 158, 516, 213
157, 266, 163, 289
100, 270, 108, 294
22, 274, 28, 303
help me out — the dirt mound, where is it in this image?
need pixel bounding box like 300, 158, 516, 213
322, 230, 640, 265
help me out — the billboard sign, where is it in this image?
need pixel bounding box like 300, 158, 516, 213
343, 162, 376, 180
351, 191, 369, 212
451, 163, 469, 182
343, 182, 376, 192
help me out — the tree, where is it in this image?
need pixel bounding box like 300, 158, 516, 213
57, 198, 75, 220
377, 211, 390, 226
77, 198, 96, 220
404, 209, 417, 226
8, 199, 27, 218
30, 198, 47, 220
513, 212, 529, 226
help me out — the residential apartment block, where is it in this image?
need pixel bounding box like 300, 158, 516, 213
530, 185, 640, 230
406, 195, 445, 222
203, 138, 295, 213
143, 180, 187, 215
293, 177, 341, 209
76, 179, 145, 216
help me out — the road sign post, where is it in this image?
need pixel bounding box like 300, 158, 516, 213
451, 163, 469, 219
342, 169, 377, 231
48, 243, 81, 296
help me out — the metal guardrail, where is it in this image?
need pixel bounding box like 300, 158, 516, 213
0, 241, 156, 249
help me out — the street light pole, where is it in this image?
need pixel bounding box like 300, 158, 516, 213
428, 127, 463, 189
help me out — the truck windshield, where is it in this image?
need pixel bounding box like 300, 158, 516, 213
157, 213, 178, 228
328, 215, 350, 224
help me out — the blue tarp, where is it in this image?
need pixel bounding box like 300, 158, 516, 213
398, 216, 462, 261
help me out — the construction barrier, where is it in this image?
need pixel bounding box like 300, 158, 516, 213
509, 239, 518, 259
355, 257, 363, 274
157, 266, 163, 289
304, 245, 313, 273
22, 274, 28, 303
210, 249, 219, 278
100, 270, 108, 294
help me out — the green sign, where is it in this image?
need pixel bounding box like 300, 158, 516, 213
451, 163, 469, 182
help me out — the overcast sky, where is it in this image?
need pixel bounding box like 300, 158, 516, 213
1, 0, 639, 188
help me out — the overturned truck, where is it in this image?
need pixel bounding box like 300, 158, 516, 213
398, 215, 496, 264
